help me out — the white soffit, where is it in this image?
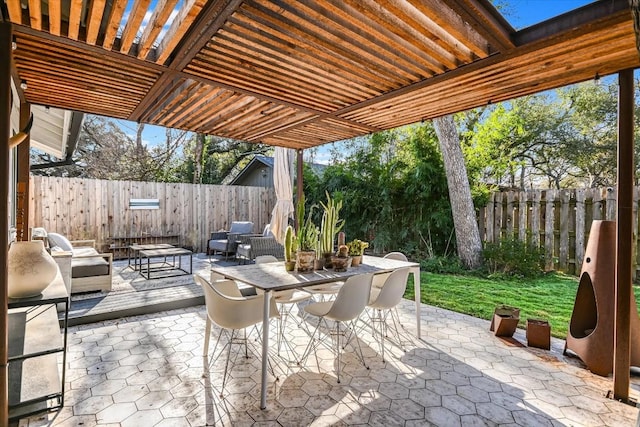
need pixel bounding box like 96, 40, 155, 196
30, 106, 72, 159
10, 79, 73, 159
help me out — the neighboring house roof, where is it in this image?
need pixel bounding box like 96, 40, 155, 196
226, 155, 325, 186
226, 156, 274, 186
11, 80, 83, 160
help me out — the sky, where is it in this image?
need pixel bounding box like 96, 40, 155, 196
127, 0, 596, 161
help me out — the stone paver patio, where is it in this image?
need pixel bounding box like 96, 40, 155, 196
18, 295, 640, 426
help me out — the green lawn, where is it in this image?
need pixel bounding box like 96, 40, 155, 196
404, 272, 640, 339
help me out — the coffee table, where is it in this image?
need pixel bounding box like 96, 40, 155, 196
128, 243, 176, 271
138, 247, 193, 279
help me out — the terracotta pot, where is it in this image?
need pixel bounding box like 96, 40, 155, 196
314, 258, 325, 270
331, 256, 350, 272
351, 255, 362, 267
8, 240, 58, 298
323, 252, 333, 268
296, 250, 316, 273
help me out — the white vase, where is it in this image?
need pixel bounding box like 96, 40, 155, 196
8, 240, 58, 298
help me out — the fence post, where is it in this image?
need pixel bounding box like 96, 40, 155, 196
575, 189, 586, 272
544, 189, 556, 271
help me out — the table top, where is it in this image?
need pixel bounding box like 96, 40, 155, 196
139, 247, 192, 257
210, 255, 418, 292
130, 243, 176, 251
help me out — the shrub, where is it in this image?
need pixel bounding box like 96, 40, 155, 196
420, 255, 467, 275
482, 237, 544, 279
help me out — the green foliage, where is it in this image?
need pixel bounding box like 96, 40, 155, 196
420, 256, 467, 275
404, 271, 591, 338
346, 239, 368, 256
295, 195, 319, 252
319, 191, 345, 255
284, 225, 296, 262
306, 124, 454, 257
482, 237, 544, 278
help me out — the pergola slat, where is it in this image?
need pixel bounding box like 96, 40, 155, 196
119, 0, 153, 54
6, 0, 22, 25
67, 0, 84, 40
86, 0, 107, 44
4, 0, 637, 150
27, 0, 41, 31
102, 0, 129, 50
137, 0, 181, 60
47, 1, 61, 36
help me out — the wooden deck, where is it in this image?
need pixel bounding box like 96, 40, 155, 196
62, 283, 204, 326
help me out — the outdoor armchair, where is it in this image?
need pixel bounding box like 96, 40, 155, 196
207, 221, 254, 259
235, 224, 283, 263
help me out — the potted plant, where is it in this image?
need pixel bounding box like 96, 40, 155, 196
319, 192, 344, 269
331, 244, 350, 272
284, 225, 296, 272
346, 239, 368, 267
295, 195, 319, 273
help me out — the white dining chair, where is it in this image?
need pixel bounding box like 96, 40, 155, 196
254, 255, 312, 360
195, 274, 280, 397
300, 273, 373, 383
367, 267, 411, 362
372, 252, 408, 288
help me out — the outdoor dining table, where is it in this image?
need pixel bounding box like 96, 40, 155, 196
210, 255, 420, 409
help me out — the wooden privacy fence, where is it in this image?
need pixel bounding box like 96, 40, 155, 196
29, 176, 277, 254
478, 187, 640, 276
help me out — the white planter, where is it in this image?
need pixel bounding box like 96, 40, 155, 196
8, 240, 58, 298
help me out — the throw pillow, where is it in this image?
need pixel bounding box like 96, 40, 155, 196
47, 232, 73, 251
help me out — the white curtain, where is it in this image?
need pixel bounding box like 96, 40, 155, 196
269, 147, 295, 244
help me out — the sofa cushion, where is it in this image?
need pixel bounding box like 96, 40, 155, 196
236, 244, 251, 258
71, 247, 109, 278
229, 221, 253, 234
209, 239, 229, 252
48, 232, 73, 251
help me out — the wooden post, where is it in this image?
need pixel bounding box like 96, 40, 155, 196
614, 68, 634, 401
0, 21, 12, 427
16, 102, 30, 241
295, 149, 303, 230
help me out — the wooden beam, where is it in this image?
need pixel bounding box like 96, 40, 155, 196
16, 102, 30, 241
614, 67, 634, 401
0, 21, 11, 427
441, 0, 514, 52
171, 0, 244, 70
129, 0, 243, 121
515, 0, 630, 46
296, 148, 303, 230
155, 0, 207, 65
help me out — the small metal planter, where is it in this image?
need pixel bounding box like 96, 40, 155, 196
490, 305, 520, 337
527, 319, 551, 350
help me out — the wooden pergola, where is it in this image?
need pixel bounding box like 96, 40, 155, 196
1, 0, 639, 422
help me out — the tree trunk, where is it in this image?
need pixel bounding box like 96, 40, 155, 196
433, 115, 483, 269
193, 133, 205, 184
